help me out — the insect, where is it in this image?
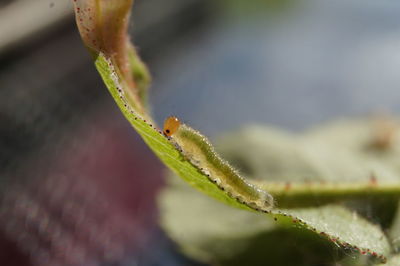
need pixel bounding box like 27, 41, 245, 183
163, 116, 274, 211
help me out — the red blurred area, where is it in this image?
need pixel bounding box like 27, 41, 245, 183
0, 105, 164, 266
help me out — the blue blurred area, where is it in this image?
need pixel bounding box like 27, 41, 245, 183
151, 0, 400, 136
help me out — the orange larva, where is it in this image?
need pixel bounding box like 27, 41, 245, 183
163, 116, 181, 136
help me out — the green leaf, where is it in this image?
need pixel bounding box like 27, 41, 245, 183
72, 0, 147, 115
160, 175, 391, 265
98, 47, 392, 260
93, 53, 255, 213
73, 0, 268, 223
72, 1, 396, 262
276, 207, 390, 260
217, 125, 400, 208
218, 123, 400, 183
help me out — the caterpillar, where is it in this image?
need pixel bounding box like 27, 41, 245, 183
163, 116, 274, 211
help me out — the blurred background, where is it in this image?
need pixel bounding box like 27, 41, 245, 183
0, 0, 400, 265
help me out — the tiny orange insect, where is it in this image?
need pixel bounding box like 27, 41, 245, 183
163, 116, 181, 136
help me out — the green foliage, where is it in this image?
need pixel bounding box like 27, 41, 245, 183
72, 1, 400, 264
94, 54, 255, 212
160, 175, 392, 265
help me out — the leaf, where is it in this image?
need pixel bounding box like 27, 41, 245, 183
217, 125, 400, 208
276, 207, 390, 260
95, 53, 391, 261
72, 0, 133, 59
71, 1, 395, 262
160, 175, 391, 265
72, 0, 147, 115
218, 123, 400, 183
158, 176, 276, 265
93, 53, 255, 213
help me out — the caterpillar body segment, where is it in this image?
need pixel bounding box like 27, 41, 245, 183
163, 116, 274, 211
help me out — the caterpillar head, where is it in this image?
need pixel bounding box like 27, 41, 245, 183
163, 116, 181, 137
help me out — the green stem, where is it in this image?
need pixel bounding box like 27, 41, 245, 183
257, 182, 400, 208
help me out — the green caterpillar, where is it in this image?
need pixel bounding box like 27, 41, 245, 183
163, 116, 274, 211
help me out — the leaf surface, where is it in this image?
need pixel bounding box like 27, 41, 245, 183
71, 1, 397, 262
160, 176, 391, 264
